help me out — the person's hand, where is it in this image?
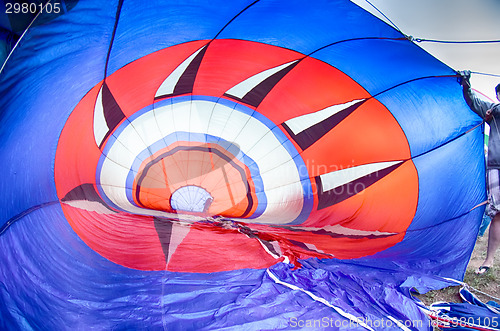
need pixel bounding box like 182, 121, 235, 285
458, 70, 471, 87
486, 109, 493, 121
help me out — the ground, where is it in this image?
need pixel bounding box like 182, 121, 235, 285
416, 230, 500, 308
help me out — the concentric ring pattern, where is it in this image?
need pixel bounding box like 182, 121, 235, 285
55, 39, 419, 272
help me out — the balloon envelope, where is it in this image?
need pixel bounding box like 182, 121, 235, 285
0, 0, 485, 329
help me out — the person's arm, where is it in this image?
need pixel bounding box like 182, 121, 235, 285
459, 71, 495, 120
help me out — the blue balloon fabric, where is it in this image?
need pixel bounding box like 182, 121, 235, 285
0, 0, 486, 329
419, 287, 500, 330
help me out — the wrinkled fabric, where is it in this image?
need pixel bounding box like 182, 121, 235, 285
0, 0, 485, 329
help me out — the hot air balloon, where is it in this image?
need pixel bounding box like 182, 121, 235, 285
0, 0, 485, 329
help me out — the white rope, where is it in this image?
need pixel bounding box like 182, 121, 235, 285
0, 0, 52, 75
266, 269, 375, 330
386, 315, 412, 331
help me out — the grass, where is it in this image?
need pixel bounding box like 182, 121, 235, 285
416, 233, 500, 306
413, 234, 500, 330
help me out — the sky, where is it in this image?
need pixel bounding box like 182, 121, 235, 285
350, 0, 500, 101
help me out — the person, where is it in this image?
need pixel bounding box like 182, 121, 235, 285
478, 146, 492, 238
460, 71, 500, 274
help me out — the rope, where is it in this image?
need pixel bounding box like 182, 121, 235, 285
266, 269, 377, 330
360, 0, 500, 45
472, 71, 500, 79
104, 0, 124, 79
471, 200, 489, 211
427, 277, 500, 309
467, 284, 500, 303
0, 201, 59, 236
414, 38, 500, 44
212, 0, 259, 40
0, 0, 52, 75
361, 0, 404, 35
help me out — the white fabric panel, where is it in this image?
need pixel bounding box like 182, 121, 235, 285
155, 46, 206, 97
103, 137, 143, 168
230, 117, 270, 157
99, 105, 187, 186
259, 159, 301, 191
246, 133, 292, 173
206, 104, 248, 142
166, 222, 191, 265
322, 224, 395, 236
114, 121, 151, 160
127, 109, 167, 148
98, 99, 304, 223
319, 161, 402, 192
152, 103, 176, 138
102, 107, 174, 181
169, 100, 192, 132
256, 238, 281, 259
297, 224, 396, 236
304, 243, 325, 254
62, 200, 116, 215
252, 181, 304, 224
93, 86, 109, 146
188, 99, 217, 134
225, 60, 298, 99
284, 99, 364, 135
99, 162, 131, 188
269, 241, 283, 257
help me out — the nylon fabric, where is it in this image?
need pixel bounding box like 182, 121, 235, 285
0, 0, 486, 329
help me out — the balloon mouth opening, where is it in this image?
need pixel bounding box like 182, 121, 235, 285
129, 139, 255, 218
170, 185, 213, 213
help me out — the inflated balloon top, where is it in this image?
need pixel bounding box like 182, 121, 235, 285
0, 0, 486, 329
